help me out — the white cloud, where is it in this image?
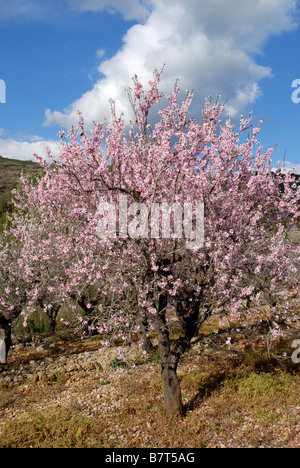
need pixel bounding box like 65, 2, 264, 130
0, 128, 8, 137
0, 138, 60, 162
2, 1, 298, 163
44, 0, 298, 131
0, 0, 151, 23
0, 0, 39, 19
68, 0, 151, 21
0, 0, 66, 22
95, 48, 106, 59
276, 160, 300, 174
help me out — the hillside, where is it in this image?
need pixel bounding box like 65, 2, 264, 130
0, 156, 43, 230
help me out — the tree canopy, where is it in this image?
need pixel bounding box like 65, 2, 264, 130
3, 69, 300, 417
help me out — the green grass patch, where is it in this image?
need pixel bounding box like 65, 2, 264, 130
110, 357, 127, 370
0, 406, 104, 448
223, 372, 300, 407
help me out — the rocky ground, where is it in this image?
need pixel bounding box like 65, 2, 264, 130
0, 334, 125, 387
0, 322, 299, 448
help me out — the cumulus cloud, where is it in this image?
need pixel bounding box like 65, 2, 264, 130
0, 138, 60, 162
44, 0, 297, 130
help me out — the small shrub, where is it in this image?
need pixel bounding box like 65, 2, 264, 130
110, 357, 127, 370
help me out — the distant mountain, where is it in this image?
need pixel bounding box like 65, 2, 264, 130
0, 156, 43, 231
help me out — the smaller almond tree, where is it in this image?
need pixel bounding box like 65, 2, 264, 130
9, 192, 86, 335
0, 235, 28, 363
12, 70, 299, 418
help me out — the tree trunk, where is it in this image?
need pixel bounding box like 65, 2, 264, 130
49, 315, 56, 335
156, 292, 183, 418
161, 359, 183, 419
47, 305, 60, 335
136, 307, 154, 353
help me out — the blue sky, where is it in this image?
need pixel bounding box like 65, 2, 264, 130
0, 0, 300, 173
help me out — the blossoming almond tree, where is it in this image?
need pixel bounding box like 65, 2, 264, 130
10, 189, 94, 334
0, 233, 29, 363
12, 69, 299, 418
